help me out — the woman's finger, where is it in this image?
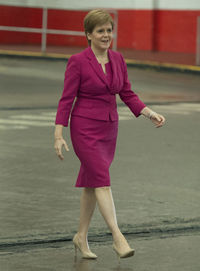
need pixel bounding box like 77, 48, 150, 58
155, 114, 162, 122
156, 123, 163, 128
64, 142, 69, 152
156, 119, 165, 128
151, 113, 165, 128
57, 148, 64, 160
58, 154, 64, 160
54, 138, 69, 160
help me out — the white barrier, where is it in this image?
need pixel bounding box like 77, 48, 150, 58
1, 0, 200, 10
196, 17, 200, 65
0, 5, 118, 53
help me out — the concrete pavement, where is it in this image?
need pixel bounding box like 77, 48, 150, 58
0, 56, 200, 111
0, 45, 200, 73
0, 57, 200, 270
0, 235, 200, 271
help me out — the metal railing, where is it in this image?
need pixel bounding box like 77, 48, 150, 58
0, 6, 118, 53
196, 16, 200, 66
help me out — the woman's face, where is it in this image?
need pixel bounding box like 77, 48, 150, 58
87, 22, 113, 51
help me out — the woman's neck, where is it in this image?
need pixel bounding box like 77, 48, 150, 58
91, 45, 108, 58
91, 46, 109, 64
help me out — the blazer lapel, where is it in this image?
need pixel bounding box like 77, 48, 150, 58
108, 49, 123, 93
108, 49, 116, 89
85, 47, 109, 88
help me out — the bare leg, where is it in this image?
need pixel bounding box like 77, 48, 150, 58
76, 187, 96, 253
95, 187, 132, 254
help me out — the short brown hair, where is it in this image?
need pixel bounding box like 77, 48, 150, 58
84, 9, 114, 45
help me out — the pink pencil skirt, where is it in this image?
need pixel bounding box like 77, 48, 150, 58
70, 115, 118, 188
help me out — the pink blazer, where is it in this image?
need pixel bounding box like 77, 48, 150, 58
55, 47, 146, 127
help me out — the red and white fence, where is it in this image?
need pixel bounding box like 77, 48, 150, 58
0, 0, 200, 64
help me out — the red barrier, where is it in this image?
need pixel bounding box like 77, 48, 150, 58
0, 6, 200, 53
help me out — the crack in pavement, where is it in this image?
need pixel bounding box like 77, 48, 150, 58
0, 217, 199, 252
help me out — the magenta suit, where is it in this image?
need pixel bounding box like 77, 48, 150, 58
55, 47, 146, 187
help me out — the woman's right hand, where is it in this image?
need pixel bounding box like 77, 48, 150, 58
54, 137, 69, 160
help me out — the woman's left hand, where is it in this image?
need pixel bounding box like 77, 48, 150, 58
150, 112, 165, 128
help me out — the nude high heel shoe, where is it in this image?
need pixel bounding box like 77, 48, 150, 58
73, 234, 97, 259
113, 243, 135, 262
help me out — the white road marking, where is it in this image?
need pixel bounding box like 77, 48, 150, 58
41, 112, 56, 116
151, 103, 200, 114
118, 103, 200, 119
0, 103, 199, 130
10, 115, 55, 121
119, 115, 133, 120
0, 124, 28, 130
118, 106, 133, 120
0, 119, 54, 127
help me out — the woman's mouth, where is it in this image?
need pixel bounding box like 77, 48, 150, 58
101, 40, 109, 43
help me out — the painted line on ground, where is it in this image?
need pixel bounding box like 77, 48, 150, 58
10, 115, 55, 121
0, 119, 54, 127
0, 104, 199, 130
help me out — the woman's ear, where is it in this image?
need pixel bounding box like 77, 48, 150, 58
87, 32, 91, 41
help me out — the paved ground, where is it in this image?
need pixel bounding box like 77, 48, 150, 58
0, 44, 197, 66
0, 57, 200, 270
0, 56, 200, 111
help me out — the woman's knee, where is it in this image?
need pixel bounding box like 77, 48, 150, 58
84, 187, 95, 194
95, 186, 110, 193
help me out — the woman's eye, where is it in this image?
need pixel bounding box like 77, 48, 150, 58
97, 28, 112, 34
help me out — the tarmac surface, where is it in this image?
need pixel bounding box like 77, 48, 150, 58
0, 45, 200, 73
0, 56, 200, 270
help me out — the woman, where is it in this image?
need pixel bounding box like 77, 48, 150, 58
54, 9, 165, 261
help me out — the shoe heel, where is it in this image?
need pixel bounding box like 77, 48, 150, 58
113, 245, 120, 263
73, 234, 97, 259
74, 243, 78, 256
113, 243, 134, 262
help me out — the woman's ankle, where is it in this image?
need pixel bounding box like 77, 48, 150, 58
76, 232, 88, 240
112, 231, 130, 246
112, 228, 123, 241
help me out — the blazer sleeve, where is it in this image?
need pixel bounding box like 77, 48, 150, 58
119, 54, 146, 117
55, 55, 80, 127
